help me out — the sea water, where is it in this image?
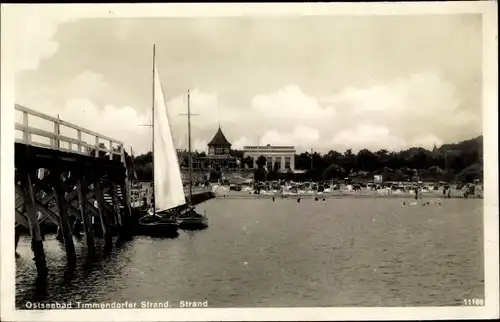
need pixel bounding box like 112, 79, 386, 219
15, 197, 484, 307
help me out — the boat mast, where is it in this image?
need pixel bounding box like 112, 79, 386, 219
179, 90, 199, 204
130, 146, 134, 201
151, 44, 156, 215
188, 89, 193, 203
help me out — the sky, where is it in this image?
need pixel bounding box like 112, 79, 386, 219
13, 13, 483, 155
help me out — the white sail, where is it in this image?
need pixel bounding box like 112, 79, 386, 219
153, 64, 186, 212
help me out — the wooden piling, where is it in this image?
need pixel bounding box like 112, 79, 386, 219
110, 182, 124, 241
53, 174, 77, 264
21, 172, 48, 278
15, 225, 21, 251
118, 179, 133, 240
94, 176, 112, 252
56, 226, 64, 242
76, 173, 95, 258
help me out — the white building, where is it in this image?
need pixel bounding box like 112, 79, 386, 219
242, 144, 295, 172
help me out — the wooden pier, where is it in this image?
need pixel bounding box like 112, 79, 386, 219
14, 104, 133, 277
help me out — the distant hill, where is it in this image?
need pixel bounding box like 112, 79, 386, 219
439, 135, 483, 154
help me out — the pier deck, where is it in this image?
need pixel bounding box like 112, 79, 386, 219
14, 104, 132, 277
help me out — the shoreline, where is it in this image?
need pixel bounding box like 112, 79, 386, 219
214, 188, 482, 200
216, 194, 483, 200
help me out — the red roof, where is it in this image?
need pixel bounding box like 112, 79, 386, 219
208, 126, 231, 146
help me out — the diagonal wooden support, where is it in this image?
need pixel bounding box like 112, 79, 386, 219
110, 182, 128, 241
52, 172, 77, 264
62, 200, 83, 223
118, 179, 133, 240
86, 200, 99, 217
17, 181, 104, 226
93, 177, 112, 252
27, 180, 106, 216
15, 210, 30, 230
30, 185, 83, 224
110, 183, 122, 226
20, 171, 48, 278
65, 181, 110, 202
34, 200, 62, 225
15, 185, 60, 225
86, 194, 114, 220
120, 178, 132, 215
76, 172, 95, 258
14, 170, 57, 208
15, 225, 22, 252
15, 193, 24, 208
38, 191, 55, 206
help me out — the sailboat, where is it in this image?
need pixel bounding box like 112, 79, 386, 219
176, 90, 209, 230
138, 45, 184, 237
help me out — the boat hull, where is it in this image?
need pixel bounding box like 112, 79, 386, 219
178, 217, 208, 230
176, 206, 209, 230
138, 214, 179, 238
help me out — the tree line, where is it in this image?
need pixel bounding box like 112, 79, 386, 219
91, 135, 483, 184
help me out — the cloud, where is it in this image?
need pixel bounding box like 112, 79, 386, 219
242, 71, 476, 153
331, 124, 406, 152
15, 75, 228, 155
192, 139, 208, 153
16, 71, 476, 156
10, 8, 80, 73
14, 21, 479, 157
19, 70, 110, 104
63, 71, 109, 98
231, 126, 320, 151
251, 85, 336, 131
323, 72, 478, 139
410, 134, 444, 149
11, 14, 482, 159
259, 126, 320, 147
232, 136, 254, 150
163, 88, 242, 151
166, 89, 221, 140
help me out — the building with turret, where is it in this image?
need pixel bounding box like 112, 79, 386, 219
192, 126, 239, 170
208, 126, 232, 155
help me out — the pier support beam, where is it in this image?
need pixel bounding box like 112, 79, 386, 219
15, 225, 21, 252
56, 226, 64, 242
76, 173, 95, 258
53, 174, 77, 265
21, 172, 48, 278
110, 182, 124, 241
118, 179, 133, 241
94, 177, 112, 253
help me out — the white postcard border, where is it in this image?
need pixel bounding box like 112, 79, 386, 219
1, 2, 498, 321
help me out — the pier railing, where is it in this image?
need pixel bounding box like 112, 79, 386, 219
15, 104, 125, 163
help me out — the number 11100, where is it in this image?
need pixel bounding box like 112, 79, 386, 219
464, 298, 485, 306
